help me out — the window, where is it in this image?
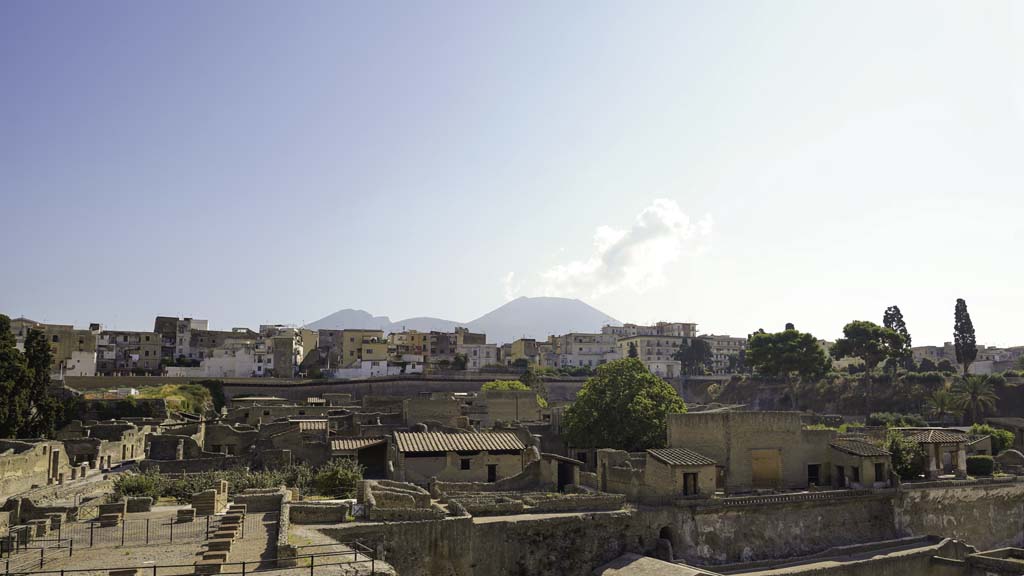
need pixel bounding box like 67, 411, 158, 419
874, 463, 884, 483
52, 335, 59, 343
851, 466, 860, 483
461, 458, 471, 470
263, 410, 271, 416
807, 464, 820, 486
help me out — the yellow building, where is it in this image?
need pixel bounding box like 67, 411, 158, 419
9, 318, 98, 376
338, 329, 386, 366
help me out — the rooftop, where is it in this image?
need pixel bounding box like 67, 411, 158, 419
647, 448, 717, 467
394, 431, 526, 453
905, 429, 968, 444
829, 438, 891, 457
331, 437, 386, 452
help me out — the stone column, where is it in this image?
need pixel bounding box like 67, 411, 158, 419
956, 445, 968, 478
926, 445, 938, 479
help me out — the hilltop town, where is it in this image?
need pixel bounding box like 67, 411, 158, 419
2, 300, 1024, 576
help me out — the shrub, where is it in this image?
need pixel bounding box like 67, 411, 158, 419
113, 462, 357, 503
312, 459, 364, 498
868, 412, 927, 428
966, 455, 995, 476
970, 424, 1015, 455
112, 472, 164, 501
884, 431, 926, 481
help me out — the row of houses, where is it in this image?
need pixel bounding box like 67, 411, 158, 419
7, 315, 753, 380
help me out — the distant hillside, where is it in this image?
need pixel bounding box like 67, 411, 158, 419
305, 297, 619, 344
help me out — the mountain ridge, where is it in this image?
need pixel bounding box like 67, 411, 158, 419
305, 296, 620, 344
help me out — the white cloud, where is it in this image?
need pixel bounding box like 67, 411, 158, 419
538, 199, 712, 299
502, 271, 523, 301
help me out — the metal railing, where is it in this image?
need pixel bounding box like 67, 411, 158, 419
2, 538, 72, 575
6, 514, 263, 554
1, 542, 379, 576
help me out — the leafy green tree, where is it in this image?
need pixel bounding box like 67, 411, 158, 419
673, 338, 712, 376
954, 298, 977, 376
885, 431, 926, 481
0, 317, 62, 438
831, 321, 906, 411
480, 379, 546, 407
452, 353, 468, 371
883, 305, 913, 369
563, 358, 686, 452
0, 315, 32, 438
918, 358, 937, 372
937, 359, 956, 374
726, 352, 747, 374
969, 423, 1014, 455
519, 367, 548, 404
831, 321, 906, 375
952, 374, 998, 424
627, 341, 638, 358
746, 327, 829, 409
925, 389, 960, 421
22, 328, 58, 437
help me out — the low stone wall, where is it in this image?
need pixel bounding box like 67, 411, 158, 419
430, 460, 545, 497
523, 493, 624, 513
579, 472, 598, 490
138, 456, 243, 473
288, 502, 351, 524
233, 489, 286, 513
363, 480, 432, 512
368, 505, 447, 521
125, 497, 152, 513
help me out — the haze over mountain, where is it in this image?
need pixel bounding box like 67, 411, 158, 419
306, 297, 620, 344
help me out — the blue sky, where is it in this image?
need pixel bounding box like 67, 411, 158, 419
2, 1, 1022, 346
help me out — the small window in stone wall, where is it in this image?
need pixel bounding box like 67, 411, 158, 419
461, 458, 471, 470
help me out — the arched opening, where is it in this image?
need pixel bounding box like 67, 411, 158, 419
657, 525, 677, 562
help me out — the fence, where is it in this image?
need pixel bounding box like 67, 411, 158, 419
699, 488, 885, 508
1, 542, 378, 576
5, 514, 267, 556
1, 539, 72, 575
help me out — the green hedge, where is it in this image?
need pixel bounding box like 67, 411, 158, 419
966, 455, 994, 477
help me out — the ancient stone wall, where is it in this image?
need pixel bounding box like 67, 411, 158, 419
894, 481, 1024, 550
288, 502, 350, 524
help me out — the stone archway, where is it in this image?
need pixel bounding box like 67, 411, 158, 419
657, 525, 677, 562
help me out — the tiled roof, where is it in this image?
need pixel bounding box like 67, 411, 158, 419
306, 397, 325, 404
297, 420, 328, 431
966, 434, 990, 446
647, 448, 716, 467
830, 438, 890, 457
393, 431, 525, 453
906, 429, 967, 444
331, 437, 386, 452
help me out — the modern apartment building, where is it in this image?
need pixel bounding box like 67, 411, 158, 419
617, 335, 684, 378
699, 334, 748, 374
8, 317, 98, 377
96, 330, 162, 375
551, 333, 620, 369
602, 322, 698, 339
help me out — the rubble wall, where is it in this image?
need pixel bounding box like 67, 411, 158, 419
894, 481, 1024, 550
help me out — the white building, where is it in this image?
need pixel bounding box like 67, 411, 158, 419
552, 333, 620, 369
699, 334, 747, 374
457, 343, 499, 370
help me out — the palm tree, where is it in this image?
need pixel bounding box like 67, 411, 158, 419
925, 389, 960, 422
951, 375, 999, 424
